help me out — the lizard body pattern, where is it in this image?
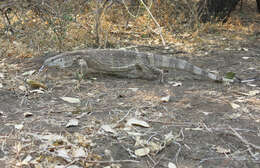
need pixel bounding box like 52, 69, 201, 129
42, 49, 223, 82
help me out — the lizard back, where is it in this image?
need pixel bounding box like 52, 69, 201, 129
84, 49, 220, 81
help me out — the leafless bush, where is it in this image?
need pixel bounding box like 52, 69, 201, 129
2, 0, 251, 51
0, 0, 203, 49
0, 0, 90, 50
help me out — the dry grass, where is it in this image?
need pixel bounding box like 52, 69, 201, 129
0, 0, 258, 59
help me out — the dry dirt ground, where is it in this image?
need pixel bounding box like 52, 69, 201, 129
0, 41, 260, 168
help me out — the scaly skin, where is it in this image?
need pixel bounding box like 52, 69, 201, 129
43, 49, 223, 82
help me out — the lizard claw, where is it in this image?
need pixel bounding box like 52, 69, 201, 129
39, 65, 45, 72
159, 69, 164, 83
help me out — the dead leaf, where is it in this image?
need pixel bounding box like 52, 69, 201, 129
186, 127, 203, 131
247, 66, 256, 70
101, 125, 117, 134
126, 131, 143, 136
21, 155, 32, 165
19, 85, 27, 92
128, 88, 139, 92
126, 118, 150, 128
169, 81, 182, 87
229, 102, 240, 109
15, 124, 24, 130
72, 147, 87, 158
246, 83, 257, 87
168, 162, 177, 168
239, 48, 249, 51
160, 95, 171, 102
66, 119, 79, 127
0, 73, 4, 78
22, 70, 35, 76
24, 112, 33, 117
31, 134, 68, 145
73, 132, 94, 147
26, 79, 47, 89
134, 136, 146, 147
30, 89, 45, 94
248, 90, 260, 96
148, 141, 162, 152
60, 97, 81, 104
135, 147, 150, 156
164, 131, 174, 144
181, 32, 190, 38
215, 146, 231, 154
242, 57, 250, 60
224, 47, 233, 51
56, 148, 72, 162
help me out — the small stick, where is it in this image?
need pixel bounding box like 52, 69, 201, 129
138, 0, 166, 46
84, 159, 139, 163
117, 107, 133, 123
229, 126, 260, 150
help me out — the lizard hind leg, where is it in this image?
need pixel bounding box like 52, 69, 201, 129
149, 65, 164, 83
135, 54, 164, 82
135, 63, 164, 82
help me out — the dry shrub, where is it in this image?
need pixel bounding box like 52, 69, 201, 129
1, 0, 255, 54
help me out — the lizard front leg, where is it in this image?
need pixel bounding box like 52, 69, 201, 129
78, 58, 88, 79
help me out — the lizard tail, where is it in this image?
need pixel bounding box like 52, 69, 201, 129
157, 56, 221, 81
174, 59, 221, 81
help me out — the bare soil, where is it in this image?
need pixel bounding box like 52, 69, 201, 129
0, 39, 259, 168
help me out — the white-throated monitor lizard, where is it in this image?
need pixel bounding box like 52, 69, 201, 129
41, 49, 241, 83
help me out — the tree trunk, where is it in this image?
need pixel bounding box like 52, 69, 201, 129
256, 0, 260, 13
197, 0, 240, 23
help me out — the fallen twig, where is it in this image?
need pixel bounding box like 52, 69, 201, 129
152, 154, 165, 168
229, 126, 260, 150
84, 159, 139, 163
117, 107, 134, 123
